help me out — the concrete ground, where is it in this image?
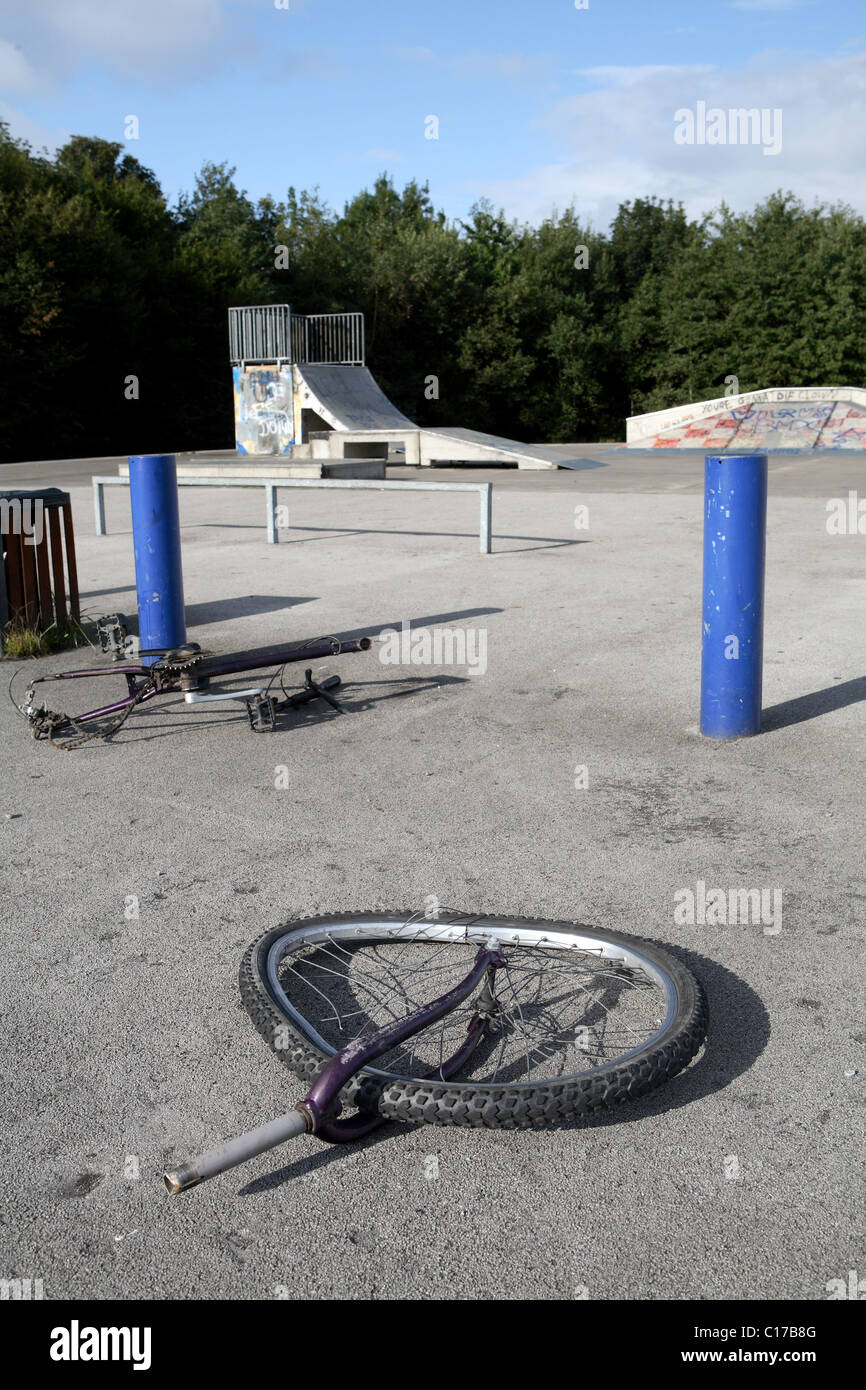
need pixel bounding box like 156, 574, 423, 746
0, 449, 863, 1301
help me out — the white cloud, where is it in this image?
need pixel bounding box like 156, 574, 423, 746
48, 0, 228, 55
467, 49, 866, 230
0, 0, 294, 82
1, 0, 231, 76
0, 38, 39, 92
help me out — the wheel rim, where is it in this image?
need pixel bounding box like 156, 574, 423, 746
265, 914, 680, 1089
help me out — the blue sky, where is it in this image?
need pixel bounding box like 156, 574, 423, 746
1, 0, 864, 231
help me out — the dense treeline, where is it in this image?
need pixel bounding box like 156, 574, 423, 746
1, 121, 865, 463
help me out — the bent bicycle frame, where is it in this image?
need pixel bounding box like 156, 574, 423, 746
19, 635, 372, 741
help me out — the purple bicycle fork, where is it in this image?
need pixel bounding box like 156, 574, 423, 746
163, 943, 506, 1194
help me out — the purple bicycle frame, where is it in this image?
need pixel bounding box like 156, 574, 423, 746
164, 942, 506, 1193
23, 635, 372, 734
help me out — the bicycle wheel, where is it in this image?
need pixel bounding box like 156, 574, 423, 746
239, 912, 707, 1129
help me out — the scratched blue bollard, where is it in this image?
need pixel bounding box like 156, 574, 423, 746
700, 454, 768, 738
129, 454, 186, 667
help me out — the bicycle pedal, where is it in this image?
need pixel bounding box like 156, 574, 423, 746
246, 694, 279, 732
95, 612, 132, 662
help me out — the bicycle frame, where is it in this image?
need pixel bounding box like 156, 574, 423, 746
164, 941, 506, 1193
19, 635, 372, 741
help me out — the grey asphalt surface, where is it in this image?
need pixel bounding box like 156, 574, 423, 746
0, 451, 863, 1301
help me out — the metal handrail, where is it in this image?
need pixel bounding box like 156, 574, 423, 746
93, 475, 492, 552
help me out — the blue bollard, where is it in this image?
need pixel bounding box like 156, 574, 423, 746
700, 454, 768, 738
129, 454, 186, 666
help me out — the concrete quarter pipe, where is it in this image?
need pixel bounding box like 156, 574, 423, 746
294, 364, 416, 434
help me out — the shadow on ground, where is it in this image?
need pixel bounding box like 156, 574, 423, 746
186, 595, 317, 626
190, 607, 504, 659
276, 524, 589, 552
762, 675, 866, 730
236, 949, 769, 1195
107, 675, 468, 745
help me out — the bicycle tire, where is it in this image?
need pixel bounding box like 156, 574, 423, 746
239, 913, 708, 1129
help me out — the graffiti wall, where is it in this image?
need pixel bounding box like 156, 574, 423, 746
232, 366, 294, 455
643, 397, 866, 451
815, 404, 866, 449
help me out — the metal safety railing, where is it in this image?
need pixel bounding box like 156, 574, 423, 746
229, 306, 365, 367
93, 475, 492, 553
228, 304, 291, 365
301, 313, 365, 366
290, 312, 306, 365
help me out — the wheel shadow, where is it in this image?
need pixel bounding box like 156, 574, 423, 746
566, 945, 770, 1130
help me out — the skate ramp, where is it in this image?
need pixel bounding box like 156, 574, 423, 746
418, 427, 588, 469
294, 364, 416, 432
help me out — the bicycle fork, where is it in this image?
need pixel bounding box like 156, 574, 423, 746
164, 942, 506, 1193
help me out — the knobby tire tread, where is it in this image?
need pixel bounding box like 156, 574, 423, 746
238, 912, 708, 1129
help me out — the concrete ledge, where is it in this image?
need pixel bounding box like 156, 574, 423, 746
177, 461, 321, 478
118, 457, 383, 480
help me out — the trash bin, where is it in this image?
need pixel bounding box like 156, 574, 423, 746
0, 489, 80, 646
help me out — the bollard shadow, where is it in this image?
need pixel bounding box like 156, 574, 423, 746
196, 608, 504, 663
330, 606, 503, 645
94, 605, 502, 649
185, 595, 317, 626
109, 595, 317, 637
761, 675, 866, 731
80, 584, 137, 601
